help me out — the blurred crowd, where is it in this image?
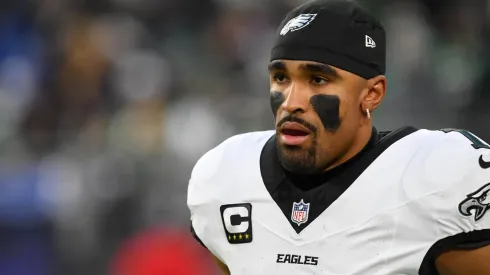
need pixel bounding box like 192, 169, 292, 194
0, 0, 489, 274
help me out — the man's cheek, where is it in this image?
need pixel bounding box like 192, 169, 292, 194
309, 94, 341, 132
270, 91, 285, 120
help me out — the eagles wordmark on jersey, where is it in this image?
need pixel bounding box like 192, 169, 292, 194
188, 128, 490, 275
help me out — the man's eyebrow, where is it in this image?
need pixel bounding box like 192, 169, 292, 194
268, 61, 286, 72
300, 63, 340, 79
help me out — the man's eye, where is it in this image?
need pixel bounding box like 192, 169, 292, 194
273, 74, 288, 83
311, 76, 328, 85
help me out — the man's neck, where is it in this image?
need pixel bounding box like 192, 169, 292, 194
325, 125, 374, 172
285, 125, 376, 191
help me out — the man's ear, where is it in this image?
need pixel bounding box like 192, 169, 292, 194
361, 75, 386, 113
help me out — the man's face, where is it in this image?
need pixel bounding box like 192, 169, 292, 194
268, 60, 368, 174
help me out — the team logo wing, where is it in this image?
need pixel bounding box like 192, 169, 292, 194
280, 14, 317, 36
458, 183, 490, 222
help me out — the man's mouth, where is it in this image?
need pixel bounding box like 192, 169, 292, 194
281, 129, 310, 136
279, 122, 311, 145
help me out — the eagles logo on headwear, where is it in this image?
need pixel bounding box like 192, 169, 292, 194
280, 14, 317, 36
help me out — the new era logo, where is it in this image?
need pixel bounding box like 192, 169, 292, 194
365, 35, 376, 48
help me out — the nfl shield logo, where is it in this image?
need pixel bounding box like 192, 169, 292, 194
291, 199, 310, 226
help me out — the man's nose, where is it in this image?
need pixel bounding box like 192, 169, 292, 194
281, 82, 309, 115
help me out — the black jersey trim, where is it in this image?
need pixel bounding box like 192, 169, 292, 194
190, 222, 208, 250
260, 126, 418, 234
419, 229, 490, 275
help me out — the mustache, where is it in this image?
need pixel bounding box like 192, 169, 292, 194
276, 116, 317, 133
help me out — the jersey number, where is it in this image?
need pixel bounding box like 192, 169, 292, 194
441, 129, 490, 150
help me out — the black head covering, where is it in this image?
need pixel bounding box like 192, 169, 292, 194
270, 0, 386, 79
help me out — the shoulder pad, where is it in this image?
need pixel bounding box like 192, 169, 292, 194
188, 131, 274, 205
418, 129, 490, 190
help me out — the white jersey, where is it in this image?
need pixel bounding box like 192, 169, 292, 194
187, 127, 490, 275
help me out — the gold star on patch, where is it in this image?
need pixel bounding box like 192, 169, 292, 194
228, 235, 231, 240
233, 235, 236, 240
245, 233, 249, 239
239, 234, 243, 239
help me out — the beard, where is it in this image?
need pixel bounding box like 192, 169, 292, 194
275, 115, 321, 174
276, 137, 319, 174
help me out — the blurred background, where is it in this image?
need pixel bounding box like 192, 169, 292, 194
0, 0, 489, 274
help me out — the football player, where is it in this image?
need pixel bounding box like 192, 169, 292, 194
187, 0, 490, 274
